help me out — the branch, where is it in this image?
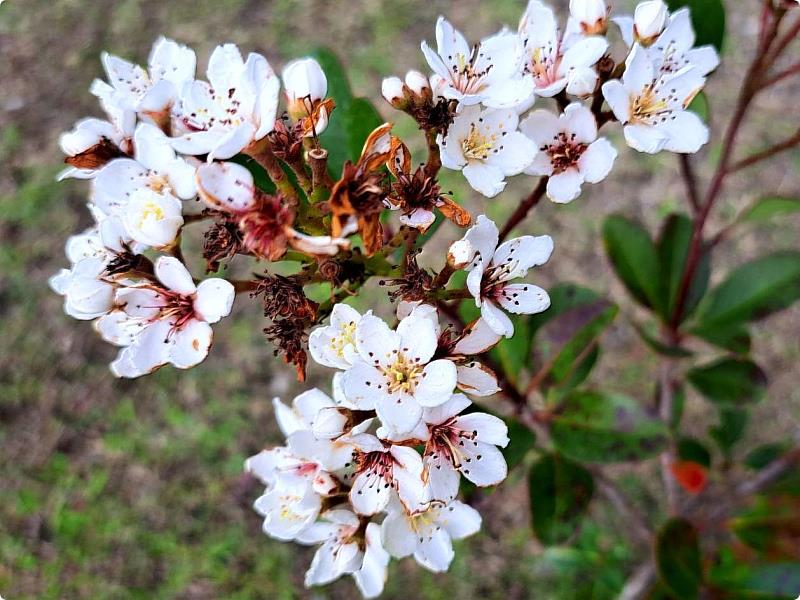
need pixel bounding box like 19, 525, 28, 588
759, 60, 800, 89
590, 468, 653, 546
498, 178, 547, 243
726, 127, 800, 173
618, 563, 657, 600
735, 446, 800, 497
657, 361, 681, 516
678, 154, 701, 215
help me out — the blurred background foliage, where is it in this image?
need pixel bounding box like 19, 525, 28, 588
0, 0, 798, 598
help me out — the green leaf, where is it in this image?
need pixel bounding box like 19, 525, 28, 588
602, 215, 662, 311
739, 196, 800, 224
709, 408, 748, 456
633, 321, 693, 357
342, 97, 383, 168
688, 358, 767, 406
657, 213, 710, 322
550, 391, 669, 463
667, 0, 726, 51
503, 418, 537, 471
732, 500, 800, 559
692, 321, 751, 355
528, 453, 594, 545
688, 91, 709, 122
744, 443, 791, 471
655, 518, 703, 599
678, 437, 711, 468
694, 252, 800, 329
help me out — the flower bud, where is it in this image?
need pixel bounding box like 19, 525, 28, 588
381, 76, 407, 109
282, 57, 327, 120
447, 239, 474, 269
404, 69, 431, 100
570, 0, 608, 35
633, 0, 668, 45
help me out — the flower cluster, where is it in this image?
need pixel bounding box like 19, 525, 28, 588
51, 0, 720, 596
386, 0, 718, 202
247, 301, 512, 595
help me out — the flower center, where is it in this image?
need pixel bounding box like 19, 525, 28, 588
461, 124, 496, 161
449, 49, 492, 94
630, 84, 671, 124
329, 321, 357, 358
147, 173, 172, 194
382, 354, 424, 394
543, 133, 588, 174
525, 43, 561, 86
427, 420, 479, 469
152, 288, 197, 335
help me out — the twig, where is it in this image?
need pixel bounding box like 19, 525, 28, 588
726, 128, 800, 173
498, 178, 547, 243
735, 446, 800, 497
424, 128, 442, 177
590, 468, 653, 546
759, 60, 800, 89
678, 154, 701, 215
618, 563, 657, 600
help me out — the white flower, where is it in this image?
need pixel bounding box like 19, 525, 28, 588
646, 9, 720, 78
381, 498, 481, 573
49, 218, 141, 320
297, 510, 389, 598
309, 303, 365, 370
451, 215, 553, 338
615, 0, 669, 47
439, 105, 536, 198
341, 311, 458, 435
92, 123, 195, 249
246, 446, 339, 541
567, 0, 609, 36
602, 44, 708, 154
421, 17, 533, 109
381, 76, 406, 106
95, 256, 234, 377
520, 103, 617, 203
422, 394, 509, 502
91, 37, 196, 126
518, 0, 609, 98
171, 44, 280, 160
347, 434, 428, 515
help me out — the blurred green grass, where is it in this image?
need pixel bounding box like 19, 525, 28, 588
0, 1, 798, 598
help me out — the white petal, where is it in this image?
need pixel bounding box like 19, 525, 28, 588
496, 283, 551, 315
459, 442, 507, 487
485, 131, 536, 176
563, 102, 598, 143
425, 453, 460, 503
623, 44, 655, 92
381, 511, 417, 559
438, 500, 482, 540
195, 161, 257, 213
456, 362, 501, 396
415, 360, 458, 407
578, 137, 617, 183
341, 360, 383, 410
169, 320, 212, 368
375, 393, 424, 436
481, 300, 514, 338
193, 278, 235, 323
623, 123, 669, 154
155, 256, 196, 294
546, 168, 585, 203
491, 234, 554, 279
452, 317, 502, 355
273, 397, 306, 437
462, 162, 506, 198
413, 527, 454, 572
207, 122, 256, 161
353, 523, 390, 599
397, 313, 438, 364
350, 470, 391, 516
661, 110, 709, 153
601, 80, 631, 123
519, 108, 561, 147
423, 392, 472, 425
456, 412, 510, 447
355, 314, 400, 368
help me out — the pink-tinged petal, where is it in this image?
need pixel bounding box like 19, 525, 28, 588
456, 412, 510, 446
563, 103, 598, 143
481, 300, 514, 338
194, 278, 235, 323
601, 80, 631, 123
375, 393, 424, 436
496, 282, 550, 315
456, 362, 501, 397
462, 162, 506, 198
578, 137, 617, 183
452, 317, 502, 355
546, 168, 584, 203
519, 109, 561, 147
155, 256, 196, 294
415, 360, 458, 407
438, 500, 482, 539
623, 123, 669, 154
355, 314, 400, 368
169, 319, 212, 368
399, 208, 437, 231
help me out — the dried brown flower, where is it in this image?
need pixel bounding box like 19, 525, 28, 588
264, 318, 309, 381
253, 274, 318, 322
379, 250, 435, 303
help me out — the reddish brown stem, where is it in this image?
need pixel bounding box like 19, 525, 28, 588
759, 60, 800, 89
498, 178, 548, 243
727, 127, 800, 173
